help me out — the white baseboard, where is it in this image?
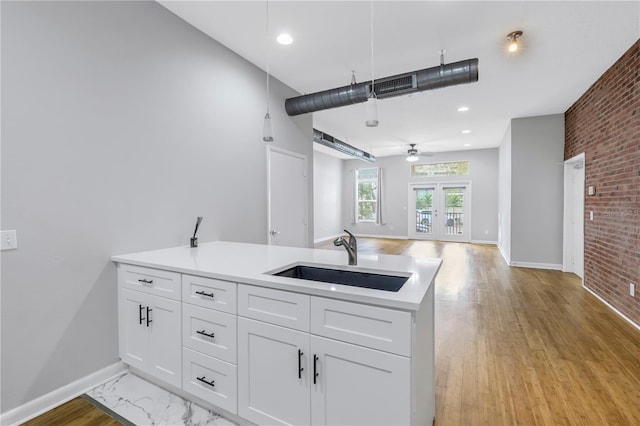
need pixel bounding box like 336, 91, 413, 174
354, 233, 408, 240
510, 261, 563, 271
313, 233, 344, 244
498, 244, 511, 265
470, 240, 497, 245
582, 285, 640, 332
0, 361, 127, 426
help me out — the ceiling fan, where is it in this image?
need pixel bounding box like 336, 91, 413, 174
406, 144, 433, 162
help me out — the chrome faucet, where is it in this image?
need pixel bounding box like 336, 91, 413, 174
334, 230, 357, 265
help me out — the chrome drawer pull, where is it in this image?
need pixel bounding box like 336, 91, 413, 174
197, 376, 215, 388
196, 329, 215, 339
138, 278, 153, 285
195, 290, 215, 299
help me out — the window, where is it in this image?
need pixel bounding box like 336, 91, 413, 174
356, 168, 378, 222
411, 161, 469, 177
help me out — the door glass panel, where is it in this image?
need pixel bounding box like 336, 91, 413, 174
414, 188, 434, 235
444, 188, 465, 236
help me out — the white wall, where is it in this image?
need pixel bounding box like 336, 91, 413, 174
313, 151, 344, 242
0, 1, 312, 413
510, 115, 565, 266
498, 123, 512, 262
340, 149, 499, 241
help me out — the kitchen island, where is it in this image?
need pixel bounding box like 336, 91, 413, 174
112, 241, 441, 425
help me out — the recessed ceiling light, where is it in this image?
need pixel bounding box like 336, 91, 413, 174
457, 106, 469, 112
462, 130, 471, 134
464, 143, 471, 147
276, 33, 293, 45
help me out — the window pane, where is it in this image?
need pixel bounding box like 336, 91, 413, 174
356, 168, 379, 223
358, 201, 377, 222
358, 181, 377, 201
411, 161, 469, 177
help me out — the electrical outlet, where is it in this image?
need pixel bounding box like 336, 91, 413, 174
631, 283, 636, 298
1, 230, 18, 250
589, 211, 594, 221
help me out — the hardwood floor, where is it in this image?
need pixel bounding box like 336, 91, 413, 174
24, 238, 640, 425
21, 397, 121, 426
318, 238, 640, 425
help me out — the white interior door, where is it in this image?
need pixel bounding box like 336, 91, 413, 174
268, 147, 308, 248
563, 154, 585, 278
409, 183, 470, 242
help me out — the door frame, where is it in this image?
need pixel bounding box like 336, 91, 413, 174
267, 146, 309, 247
408, 181, 471, 242
562, 152, 585, 279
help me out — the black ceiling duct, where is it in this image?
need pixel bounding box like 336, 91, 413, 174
285, 58, 478, 116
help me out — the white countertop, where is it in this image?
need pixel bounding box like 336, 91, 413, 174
112, 241, 442, 311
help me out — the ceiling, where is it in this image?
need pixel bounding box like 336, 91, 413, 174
158, 1, 639, 159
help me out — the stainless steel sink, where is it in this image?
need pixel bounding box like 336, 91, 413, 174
271, 264, 410, 292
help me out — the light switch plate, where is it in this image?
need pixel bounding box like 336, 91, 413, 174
631, 283, 636, 298
1, 230, 18, 250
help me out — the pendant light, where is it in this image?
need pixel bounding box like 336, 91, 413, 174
263, 0, 274, 142
406, 144, 420, 162
365, 0, 379, 127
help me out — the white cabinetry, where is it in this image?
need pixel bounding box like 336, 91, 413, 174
310, 335, 410, 426
181, 275, 238, 414
238, 317, 310, 425
116, 255, 435, 426
237, 284, 417, 426
118, 265, 181, 388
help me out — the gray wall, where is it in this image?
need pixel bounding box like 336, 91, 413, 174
313, 151, 343, 242
1, 1, 312, 413
498, 124, 512, 261
510, 115, 565, 265
341, 149, 499, 241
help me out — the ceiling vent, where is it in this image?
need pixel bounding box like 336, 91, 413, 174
313, 129, 376, 163
285, 58, 478, 116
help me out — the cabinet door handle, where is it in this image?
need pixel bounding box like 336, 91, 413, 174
197, 376, 215, 388
195, 290, 215, 299
138, 304, 145, 325
138, 278, 153, 285
313, 354, 319, 384
298, 349, 304, 379
146, 306, 152, 327
196, 330, 215, 339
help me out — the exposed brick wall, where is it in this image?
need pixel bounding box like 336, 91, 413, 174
565, 39, 640, 327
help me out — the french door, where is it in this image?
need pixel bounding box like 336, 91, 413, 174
408, 183, 470, 242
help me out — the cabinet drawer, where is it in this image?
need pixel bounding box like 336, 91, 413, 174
238, 284, 309, 332
310, 297, 411, 357
182, 275, 236, 314
183, 304, 237, 364
118, 264, 180, 300
183, 348, 237, 415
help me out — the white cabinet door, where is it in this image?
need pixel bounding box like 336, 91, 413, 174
147, 294, 181, 388
119, 288, 181, 388
310, 335, 411, 426
238, 317, 310, 426
119, 288, 150, 371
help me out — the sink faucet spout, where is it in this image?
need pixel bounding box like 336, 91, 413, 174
334, 229, 357, 265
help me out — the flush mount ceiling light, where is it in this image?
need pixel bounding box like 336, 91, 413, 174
464, 143, 471, 147
506, 30, 523, 54
457, 106, 469, 112
406, 144, 420, 162
276, 33, 293, 45
462, 130, 471, 134
365, 0, 379, 127
263, 1, 274, 142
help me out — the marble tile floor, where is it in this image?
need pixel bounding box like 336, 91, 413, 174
86, 371, 236, 426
